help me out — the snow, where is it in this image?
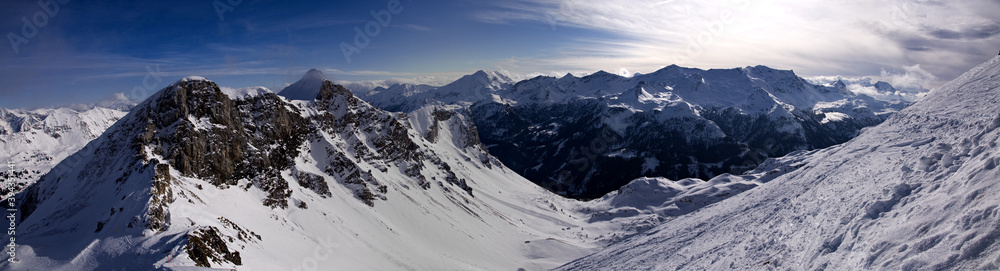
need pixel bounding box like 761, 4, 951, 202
180, 76, 208, 82
221, 86, 273, 100
6, 75, 743, 270
362, 70, 513, 112
0, 106, 128, 198
278, 69, 328, 101
0, 61, 946, 270
559, 56, 1000, 270
820, 111, 851, 124
360, 66, 907, 163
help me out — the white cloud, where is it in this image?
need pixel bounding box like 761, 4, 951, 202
471, 0, 1000, 88
618, 68, 631, 77
879, 64, 936, 93
806, 71, 929, 103
57, 92, 140, 111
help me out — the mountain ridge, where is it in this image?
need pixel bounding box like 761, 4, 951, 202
559, 56, 1000, 270
3, 73, 684, 270
360, 64, 908, 198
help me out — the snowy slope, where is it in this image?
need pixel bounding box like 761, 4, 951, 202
560, 56, 1000, 270
0, 106, 128, 198
1, 74, 731, 271
362, 66, 908, 199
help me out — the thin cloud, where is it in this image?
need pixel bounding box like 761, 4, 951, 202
924, 24, 1000, 40
470, 0, 1000, 91
392, 24, 432, 32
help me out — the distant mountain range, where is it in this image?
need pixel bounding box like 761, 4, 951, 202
559, 55, 1000, 271
0, 63, 943, 269
0, 106, 128, 198
5, 73, 727, 270
355, 65, 909, 199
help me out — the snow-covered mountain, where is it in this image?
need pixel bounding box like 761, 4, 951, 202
363, 66, 908, 199
277, 69, 329, 101
0, 106, 128, 198
2, 73, 751, 270
364, 70, 513, 112
559, 56, 1000, 270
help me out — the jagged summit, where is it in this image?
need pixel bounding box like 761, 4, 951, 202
585, 70, 618, 79
315, 80, 353, 101
303, 68, 325, 79
278, 69, 330, 101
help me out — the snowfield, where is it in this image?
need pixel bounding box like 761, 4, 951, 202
560, 56, 1000, 270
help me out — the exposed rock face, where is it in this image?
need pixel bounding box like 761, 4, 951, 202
471, 100, 747, 199
464, 67, 906, 199
359, 66, 907, 200
4, 72, 516, 270
134, 79, 248, 184
123, 77, 481, 209
186, 226, 243, 267
131, 79, 310, 209
148, 163, 174, 232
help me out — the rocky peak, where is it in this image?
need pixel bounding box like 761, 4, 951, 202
303, 68, 326, 80
279, 69, 331, 101
316, 80, 354, 101
874, 81, 897, 93
833, 79, 847, 91
131, 77, 310, 208
584, 70, 619, 81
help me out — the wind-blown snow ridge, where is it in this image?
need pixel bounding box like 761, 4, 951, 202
559, 56, 1000, 270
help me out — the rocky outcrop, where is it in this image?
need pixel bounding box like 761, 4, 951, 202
186, 226, 243, 267
131, 79, 310, 209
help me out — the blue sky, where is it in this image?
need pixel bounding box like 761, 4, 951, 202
1, 0, 999, 109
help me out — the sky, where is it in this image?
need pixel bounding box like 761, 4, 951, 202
0, 0, 998, 109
